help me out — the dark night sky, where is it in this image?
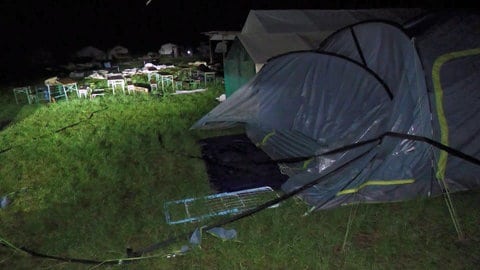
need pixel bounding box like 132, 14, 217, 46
0, 0, 460, 81
1, 1, 335, 57
2, 0, 249, 53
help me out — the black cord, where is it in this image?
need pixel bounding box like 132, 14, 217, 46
2, 130, 479, 265
130, 131, 480, 256
131, 146, 376, 256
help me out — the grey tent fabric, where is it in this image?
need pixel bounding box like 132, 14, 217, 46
320, 22, 422, 98
193, 11, 480, 211
241, 9, 424, 34
415, 12, 480, 191
293, 21, 435, 209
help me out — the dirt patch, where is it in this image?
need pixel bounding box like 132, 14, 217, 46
353, 231, 381, 249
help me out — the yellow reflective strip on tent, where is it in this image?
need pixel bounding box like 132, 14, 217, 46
256, 130, 276, 147
432, 48, 480, 181
336, 179, 415, 196
302, 158, 314, 169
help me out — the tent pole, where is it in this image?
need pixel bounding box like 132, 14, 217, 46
209, 39, 213, 64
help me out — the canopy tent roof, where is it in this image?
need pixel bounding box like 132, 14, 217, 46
241, 9, 424, 33
202, 31, 240, 41
159, 43, 178, 55
238, 33, 317, 64
237, 9, 425, 65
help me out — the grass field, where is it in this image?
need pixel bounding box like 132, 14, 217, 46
0, 84, 479, 269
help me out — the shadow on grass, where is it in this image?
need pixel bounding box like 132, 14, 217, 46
0, 86, 56, 133
0, 102, 42, 133
0, 119, 11, 131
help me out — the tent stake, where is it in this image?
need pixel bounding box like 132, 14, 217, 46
342, 202, 359, 252
440, 180, 464, 240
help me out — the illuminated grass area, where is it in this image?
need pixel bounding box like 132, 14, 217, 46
0, 85, 479, 269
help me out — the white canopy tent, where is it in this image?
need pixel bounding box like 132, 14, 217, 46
223, 9, 426, 97
75, 46, 106, 61
159, 43, 179, 57
239, 9, 425, 71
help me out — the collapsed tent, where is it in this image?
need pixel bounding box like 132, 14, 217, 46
192, 11, 480, 211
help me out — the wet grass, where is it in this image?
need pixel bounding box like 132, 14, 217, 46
0, 85, 479, 269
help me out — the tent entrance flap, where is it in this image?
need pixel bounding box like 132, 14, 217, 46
199, 134, 289, 192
